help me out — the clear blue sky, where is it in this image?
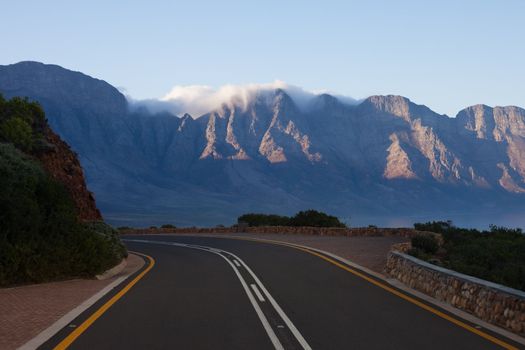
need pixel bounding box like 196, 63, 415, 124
1, 0, 524, 116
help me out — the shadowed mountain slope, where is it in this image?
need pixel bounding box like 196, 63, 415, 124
1, 61, 524, 227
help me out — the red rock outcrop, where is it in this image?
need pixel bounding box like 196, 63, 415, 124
35, 126, 101, 221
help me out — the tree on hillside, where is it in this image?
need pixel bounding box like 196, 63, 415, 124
289, 210, 346, 228
237, 210, 346, 228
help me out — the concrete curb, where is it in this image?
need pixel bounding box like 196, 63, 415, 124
95, 258, 127, 280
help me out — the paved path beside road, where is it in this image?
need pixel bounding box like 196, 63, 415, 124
0, 254, 143, 350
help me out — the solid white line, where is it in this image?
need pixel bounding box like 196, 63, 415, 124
250, 284, 266, 302
233, 259, 241, 267
125, 240, 284, 350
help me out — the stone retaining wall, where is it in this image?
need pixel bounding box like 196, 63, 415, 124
120, 226, 428, 238
385, 251, 525, 335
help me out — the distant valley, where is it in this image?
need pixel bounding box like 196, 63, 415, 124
1, 61, 524, 228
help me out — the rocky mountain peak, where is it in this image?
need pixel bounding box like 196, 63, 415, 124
363, 95, 411, 119
309, 93, 342, 111
457, 104, 525, 141
181, 113, 194, 121
360, 95, 448, 127
0, 61, 128, 117
270, 89, 300, 116
456, 104, 495, 139
178, 113, 195, 131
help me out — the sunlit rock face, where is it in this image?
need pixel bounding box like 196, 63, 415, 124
1, 61, 525, 227
456, 105, 525, 191
384, 133, 417, 180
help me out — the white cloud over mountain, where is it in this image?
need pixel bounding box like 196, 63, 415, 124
131, 81, 357, 117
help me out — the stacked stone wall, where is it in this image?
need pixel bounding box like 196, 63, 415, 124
120, 226, 427, 238
385, 252, 525, 335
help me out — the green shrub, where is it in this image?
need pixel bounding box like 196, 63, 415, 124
414, 220, 453, 233
407, 247, 431, 261
0, 95, 46, 151
289, 210, 346, 228
411, 234, 439, 254
0, 117, 33, 151
238, 210, 346, 228
85, 221, 128, 261
413, 220, 525, 291
161, 224, 176, 229
0, 96, 127, 286
0, 143, 126, 286
238, 213, 291, 227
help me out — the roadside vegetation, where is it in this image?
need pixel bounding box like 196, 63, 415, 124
238, 210, 346, 228
0, 95, 46, 152
161, 224, 176, 229
0, 95, 126, 287
410, 221, 525, 291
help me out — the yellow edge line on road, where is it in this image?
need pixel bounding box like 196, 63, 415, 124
230, 236, 518, 350
53, 252, 155, 350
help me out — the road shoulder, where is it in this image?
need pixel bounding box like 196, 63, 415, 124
0, 254, 144, 350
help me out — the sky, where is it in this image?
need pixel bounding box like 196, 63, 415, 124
1, 0, 524, 116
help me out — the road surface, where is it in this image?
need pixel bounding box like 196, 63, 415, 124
41, 235, 522, 349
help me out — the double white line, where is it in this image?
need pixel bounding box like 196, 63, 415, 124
250, 283, 265, 302
124, 239, 312, 350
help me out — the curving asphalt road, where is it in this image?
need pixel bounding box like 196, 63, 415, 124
41, 235, 522, 350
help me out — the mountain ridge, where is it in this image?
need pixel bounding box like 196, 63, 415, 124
1, 61, 524, 227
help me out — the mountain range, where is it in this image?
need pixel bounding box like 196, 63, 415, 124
1, 61, 524, 227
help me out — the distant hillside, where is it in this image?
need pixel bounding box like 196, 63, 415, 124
0, 95, 125, 286
1, 61, 524, 228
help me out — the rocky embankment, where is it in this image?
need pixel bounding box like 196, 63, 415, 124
35, 126, 101, 220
